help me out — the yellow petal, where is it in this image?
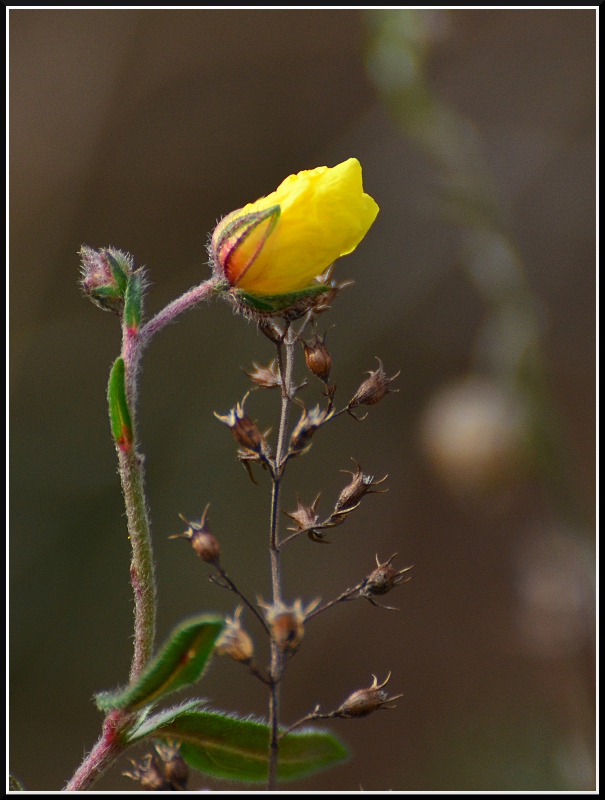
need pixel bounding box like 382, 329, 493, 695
217, 158, 379, 296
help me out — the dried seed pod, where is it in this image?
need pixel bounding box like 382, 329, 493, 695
215, 392, 271, 457
335, 460, 388, 513
336, 673, 404, 718
258, 598, 320, 654
348, 358, 400, 411
169, 504, 220, 565
244, 360, 281, 389
361, 554, 412, 599
215, 606, 254, 664
283, 495, 321, 532
302, 331, 332, 382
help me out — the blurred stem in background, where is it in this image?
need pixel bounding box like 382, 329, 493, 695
364, 9, 586, 528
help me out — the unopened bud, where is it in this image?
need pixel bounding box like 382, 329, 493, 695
244, 360, 281, 389
361, 554, 412, 598
259, 598, 320, 655
348, 358, 399, 411
215, 392, 270, 457
258, 318, 285, 344
336, 673, 403, 718
302, 331, 332, 382
154, 741, 189, 791
169, 505, 220, 565
289, 404, 333, 455
79, 246, 132, 315
216, 606, 254, 664
335, 460, 387, 513
123, 754, 172, 791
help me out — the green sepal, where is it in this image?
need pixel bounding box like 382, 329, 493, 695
124, 270, 143, 331
138, 709, 349, 783
95, 615, 223, 712
9, 775, 25, 791
237, 283, 331, 314
104, 250, 129, 295
107, 357, 133, 449
90, 285, 123, 299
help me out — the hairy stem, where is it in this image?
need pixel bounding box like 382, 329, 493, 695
64, 710, 129, 792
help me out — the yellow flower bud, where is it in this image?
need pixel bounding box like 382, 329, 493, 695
211, 158, 379, 314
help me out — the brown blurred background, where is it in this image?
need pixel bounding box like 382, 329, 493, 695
9, 9, 595, 791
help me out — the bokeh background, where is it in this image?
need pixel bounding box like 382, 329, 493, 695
10, 9, 596, 792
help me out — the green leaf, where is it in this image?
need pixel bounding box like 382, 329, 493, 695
95, 615, 223, 712
107, 357, 133, 449
124, 270, 144, 331
143, 710, 349, 783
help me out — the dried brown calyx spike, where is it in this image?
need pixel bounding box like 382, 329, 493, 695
359, 554, 413, 610
215, 605, 255, 665
347, 358, 400, 418
214, 391, 272, 459
169, 504, 220, 565
335, 673, 404, 718
244, 360, 281, 389
258, 597, 321, 655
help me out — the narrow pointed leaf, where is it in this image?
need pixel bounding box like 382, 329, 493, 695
145, 710, 348, 783
95, 615, 223, 712
107, 357, 133, 449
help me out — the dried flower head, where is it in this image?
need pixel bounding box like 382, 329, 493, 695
244, 360, 281, 389
169, 504, 220, 565
360, 554, 412, 609
215, 605, 254, 664
336, 673, 404, 718
288, 404, 334, 456
283, 494, 329, 543
348, 358, 400, 413
258, 597, 321, 654
214, 392, 271, 457
335, 460, 388, 513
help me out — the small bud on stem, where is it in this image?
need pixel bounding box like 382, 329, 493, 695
348, 358, 400, 416
169, 504, 220, 565
336, 673, 404, 718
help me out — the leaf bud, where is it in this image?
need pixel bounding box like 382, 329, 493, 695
259, 598, 320, 654
169, 505, 220, 565
123, 754, 172, 791
348, 358, 400, 411
214, 392, 271, 457
215, 606, 255, 664
244, 360, 281, 389
288, 404, 333, 456
79, 246, 132, 315
336, 673, 403, 718
154, 741, 189, 791
302, 331, 332, 382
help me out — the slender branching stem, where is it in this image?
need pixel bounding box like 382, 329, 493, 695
267, 327, 298, 790
305, 582, 366, 621
64, 710, 130, 791
140, 278, 222, 346
209, 566, 271, 635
